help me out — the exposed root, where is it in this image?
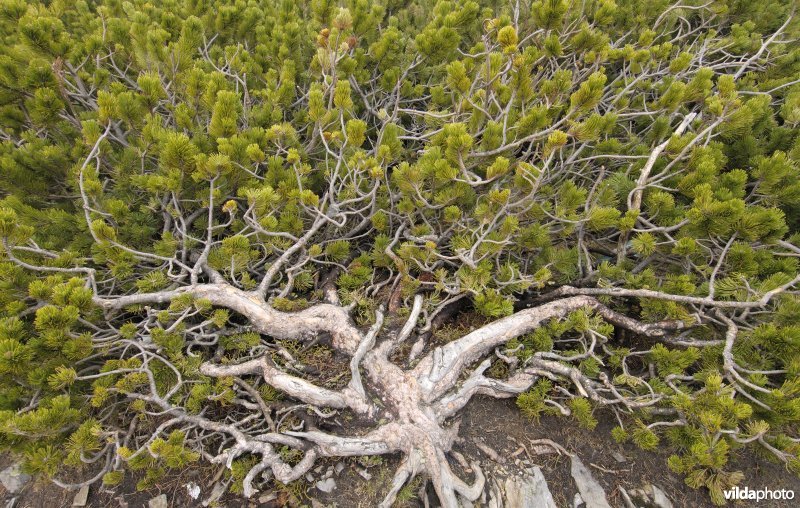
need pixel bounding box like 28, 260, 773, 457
200, 358, 376, 416
98, 287, 697, 504
379, 450, 422, 508
242, 458, 271, 498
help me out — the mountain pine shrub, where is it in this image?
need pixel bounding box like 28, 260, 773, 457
0, 0, 799, 505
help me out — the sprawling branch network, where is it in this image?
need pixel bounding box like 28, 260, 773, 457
0, 0, 798, 506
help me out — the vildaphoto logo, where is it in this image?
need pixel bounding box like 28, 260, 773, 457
723, 486, 795, 502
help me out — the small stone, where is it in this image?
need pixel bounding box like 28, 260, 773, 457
0, 464, 30, 494
357, 469, 372, 481
314, 465, 324, 474
185, 482, 201, 500
148, 494, 168, 508
114, 496, 129, 508
306, 473, 315, 482
72, 485, 90, 507
311, 500, 325, 508
612, 451, 627, 463
334, 462, 345, 475
325, 466, 334, 478
316, 478, 336, 493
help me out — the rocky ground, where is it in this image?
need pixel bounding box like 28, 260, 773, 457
2, 397, 798, 507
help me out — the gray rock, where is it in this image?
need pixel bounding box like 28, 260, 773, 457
72, 485, 90, 507
526, 467, 557, 508
316, 478, 336, 493
570, 455, 611, 508
357, 469, 372, 481
648, 484, 674, 508
0, 464, 30, 494
612, 451, 627, 463
503, 467, 557, 508
334, 461, 345, 475
148, 494, 168, 508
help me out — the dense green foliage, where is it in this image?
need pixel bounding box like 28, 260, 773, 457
0, 0, 799, 504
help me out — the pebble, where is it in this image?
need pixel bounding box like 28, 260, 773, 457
357, 469, 372, 481
612, 451, 627, 463
334, 461, 345, 475
185, 482, 201, 500
306, 473, 315, 482
72, 485, 90, 507
316, 478, 336, 493
148, 494, 168, 508
0, 464, 30, 494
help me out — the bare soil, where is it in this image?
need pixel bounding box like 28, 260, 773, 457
458, 396, 800, 508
